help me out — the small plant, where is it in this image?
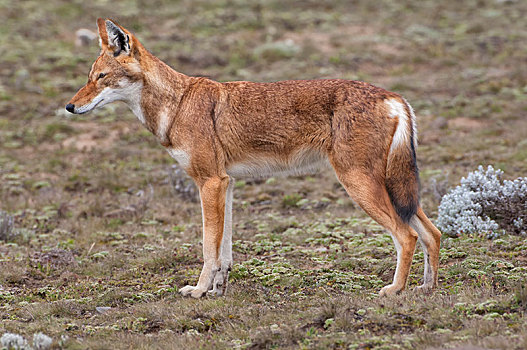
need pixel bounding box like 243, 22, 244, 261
437, 165, 527, 238
0, 211, 15, 242
32, 333, 52, 350
0, 332, 53, 350
282, 193, 303, 207
166, 164, 198, 202
1, 333, 30, 350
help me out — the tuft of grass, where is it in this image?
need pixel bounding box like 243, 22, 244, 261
282, 193, 303, 207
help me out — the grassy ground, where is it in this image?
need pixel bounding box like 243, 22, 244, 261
1, 0, 526, 349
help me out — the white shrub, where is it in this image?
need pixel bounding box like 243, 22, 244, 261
0, 332, 53, 350
437, 165, 527, 238
32, 333, 52, 350
1, 333, 30, 350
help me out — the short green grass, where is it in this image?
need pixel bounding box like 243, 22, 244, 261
1, 0, 526, 349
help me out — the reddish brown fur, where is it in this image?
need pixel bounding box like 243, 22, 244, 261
67, 19, 442, 298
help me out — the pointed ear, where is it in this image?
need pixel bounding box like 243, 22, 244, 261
96, 18, 109, 49
103, 19, 131, 57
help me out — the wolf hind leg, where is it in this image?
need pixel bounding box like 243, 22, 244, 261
333, 168, 418, 296
409, 207, 442, 292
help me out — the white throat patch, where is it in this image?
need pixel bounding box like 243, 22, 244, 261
120, 80, 145, 124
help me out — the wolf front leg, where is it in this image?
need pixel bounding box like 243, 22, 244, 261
210, 176, 234, 296
179, 176, 229, 298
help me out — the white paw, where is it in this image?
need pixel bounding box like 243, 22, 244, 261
209, 266, 231, 297
415, 283, 435, 294
179, 285, 207, 298
379, 284, 403, 297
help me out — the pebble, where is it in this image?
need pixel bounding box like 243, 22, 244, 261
95, 306, 111, 314
75, 28, 97, 47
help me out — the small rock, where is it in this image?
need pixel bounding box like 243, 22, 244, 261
269, 324, 280, 334
96, 306, 112, 314
14, 69, 30, 90
75, 28, 97, 47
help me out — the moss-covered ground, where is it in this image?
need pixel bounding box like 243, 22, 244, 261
0, 0, 526, 348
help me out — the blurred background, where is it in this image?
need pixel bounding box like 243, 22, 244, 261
0, 0, 526, 348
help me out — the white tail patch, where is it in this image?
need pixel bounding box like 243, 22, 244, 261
403, 98, 418, 149
385, 98, 411, 154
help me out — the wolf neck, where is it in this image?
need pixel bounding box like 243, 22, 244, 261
129, 50, 191, 146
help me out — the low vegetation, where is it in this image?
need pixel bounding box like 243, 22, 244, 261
0, 0, 526, 349
437, 166, 527, 238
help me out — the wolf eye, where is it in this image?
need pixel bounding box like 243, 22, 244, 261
97, 72, 107, 80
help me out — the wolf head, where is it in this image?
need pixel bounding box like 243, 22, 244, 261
66, 18, 144, 114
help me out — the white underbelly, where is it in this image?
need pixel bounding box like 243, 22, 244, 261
226, 149, 329, 179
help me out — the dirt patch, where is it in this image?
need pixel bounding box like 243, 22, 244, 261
283, 24, 392, 57
447, 117, 487, 131
61, 122, 127, 151
32, 249, 77, 269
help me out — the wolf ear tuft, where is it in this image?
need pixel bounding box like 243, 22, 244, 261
104, 19, 130, 56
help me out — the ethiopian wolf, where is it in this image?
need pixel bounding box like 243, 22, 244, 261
66, 18, 442, 298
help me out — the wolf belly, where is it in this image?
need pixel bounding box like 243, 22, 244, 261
226, 148, 329, 179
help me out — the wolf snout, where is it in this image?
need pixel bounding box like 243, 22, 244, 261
65, 103, 75, 113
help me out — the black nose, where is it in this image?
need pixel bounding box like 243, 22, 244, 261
65, 103, 75, 113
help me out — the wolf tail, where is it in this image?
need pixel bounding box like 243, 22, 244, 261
385, 98, 420, 223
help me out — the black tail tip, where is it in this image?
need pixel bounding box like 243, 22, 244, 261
394, 203, 418, 223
